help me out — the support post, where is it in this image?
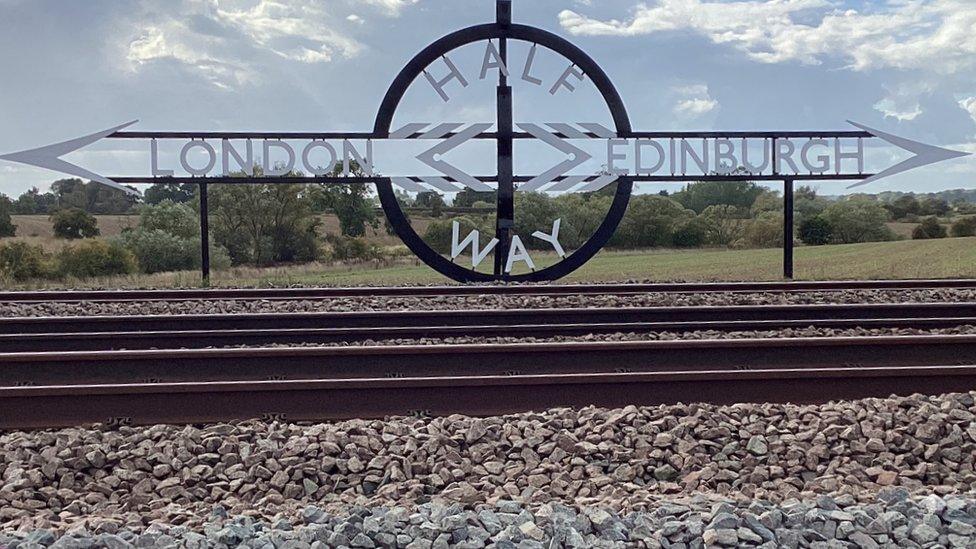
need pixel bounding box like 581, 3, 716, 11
783, 178, 794, 280
199, 182, 211, 285
493, 0, 514, 277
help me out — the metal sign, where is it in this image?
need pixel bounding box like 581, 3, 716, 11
1, 0, 969, 283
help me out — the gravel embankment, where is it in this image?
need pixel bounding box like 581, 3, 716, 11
228, 325, 976, 349
2, 392, 974, 540
3, 491, 975, 548
3, 288, 976, 317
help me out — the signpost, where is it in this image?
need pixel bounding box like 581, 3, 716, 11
1, 1, 969, 283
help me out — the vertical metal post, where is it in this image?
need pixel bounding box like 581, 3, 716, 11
783, 178, 794, 280
199, 182, 211, 285
493, 0, 514, 277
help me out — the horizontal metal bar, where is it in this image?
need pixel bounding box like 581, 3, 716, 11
109, 130, 875, 141
108, 174, 875, 185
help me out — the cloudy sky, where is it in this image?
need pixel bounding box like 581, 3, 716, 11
0, 0, 974, 197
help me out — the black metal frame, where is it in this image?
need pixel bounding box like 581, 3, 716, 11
98, 1, 883, 284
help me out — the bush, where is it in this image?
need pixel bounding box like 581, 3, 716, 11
798, 216, 833, 245
912, 216, 947, 240
51, 208, 99, 239
821, 200, 894, 244
325, 235, 384, 262
670, 219, 707, 248
424, 217, 487, 255
950, 216, 976, 237
611, 196, 694, 248
119, 229, 197, 274
56, 240, 136, 279
0, 242, 51, 281
0, 196, 16, 237
742, 212, 783, 249
138, 200, 199, 239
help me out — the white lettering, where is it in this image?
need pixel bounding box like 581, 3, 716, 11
606, 139, 628, 175
635, 139, 665, 175
776, 139, 800, 174
713, 138, 736, 174
742, 138, 770, 173
221, 139, 253, 176
479, 41, 509, 79
342, 140, 373, 176
150, 139, 173, 177
680, 138, 708, 175
835, 138, 864, 174
423, 55, 469, 102
302, 141, 338, 176
505, 235, 535, 273
451, 221, 498, 268
532, 219, 565, 258
801, 138, 830, 173
521, 44, 543, 86
549, 64, 584, 95
263, 140, 295, 176
180, 141, 216, 176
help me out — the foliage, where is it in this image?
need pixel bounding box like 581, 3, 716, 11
793, 185, 830, 224
454, 189, 496, 208
210, 184, 321, 265
820, 200, 893, 244
138, 199, 199, 239
670, 218, 708, 248
51, 208, 100, 239
798, 216, 833, 245
742, 211, 783, 249
424, 216, 489, 255
950, 216, 976, 238
750, 190, 782, 215
325, 234, 384, 262
886, 195, 920, 220
56, 240, 137, 279
912, 216, 947, 240
0, 196, 16, 237
918, 197, 950, 217
611, 196, 694, 248
12, 187, 58, 215
144, 183, 197, 205
673, 180, 764, 214
700, 204, 749, 247
49, 178, 139, 214
0, 242, 51, 281
305, 162, 379, 237
415, 192, 446, 218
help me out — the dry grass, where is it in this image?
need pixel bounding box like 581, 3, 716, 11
4, 237, 976, 289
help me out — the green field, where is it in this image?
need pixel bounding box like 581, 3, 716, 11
4, 236, 976, 289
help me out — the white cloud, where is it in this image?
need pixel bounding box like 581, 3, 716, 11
124, 0, 418, 89
673, 84, 718, 117
960, 97, 976, 125
559, 0, 976, 74
872, 82, 932, 122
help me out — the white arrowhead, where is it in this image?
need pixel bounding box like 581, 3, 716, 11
416, 123, 494, 191
517, 123, 593, 191
846, 120, 971, 189
0, 120, 140, 196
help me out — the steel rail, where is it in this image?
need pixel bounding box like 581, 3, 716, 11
2, 302, 975, 334
1, 279, 974, 303
2, 316, 976, 353
3, 335, 976, 386
3, 364, 973, 429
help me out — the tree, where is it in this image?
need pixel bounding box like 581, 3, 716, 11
887, 195, 920, 220
793, 185, 829, 224
307, 163, 379, 237
137, 199, 199, 239
742, 211, 783, 248
145, 183, 197, 205
798, 216, 833, 245
51, 208, 99, 239
210, 184, 320, 265
13, 187, 58, 214
0, 196, 16, 237
820, 200, 893, 244
700, 204, 750, 246
611, 196, 695, 248
454, 189, 496, 208
918, 197, 950, 217
50, 178, 139, 214
912, 216, 947, 239
673, 180, 764, 214
950, 216, 976, 237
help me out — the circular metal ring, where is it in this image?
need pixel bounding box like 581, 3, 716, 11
374, 23, 633, 282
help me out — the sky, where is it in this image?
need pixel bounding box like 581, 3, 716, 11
0, 0, 975, 198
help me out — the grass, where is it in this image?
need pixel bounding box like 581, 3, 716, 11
4, 237, 976, 289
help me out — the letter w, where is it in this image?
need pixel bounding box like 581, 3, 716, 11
452, 221, 498, 268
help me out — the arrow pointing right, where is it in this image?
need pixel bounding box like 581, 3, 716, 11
517, 123, 593, 191
847, 121, 971, 188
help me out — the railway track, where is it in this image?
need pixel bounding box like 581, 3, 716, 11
2, 278, 976, 303
2, 289, 976, 429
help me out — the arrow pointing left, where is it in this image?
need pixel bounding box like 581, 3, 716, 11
0, 120, 141, 196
